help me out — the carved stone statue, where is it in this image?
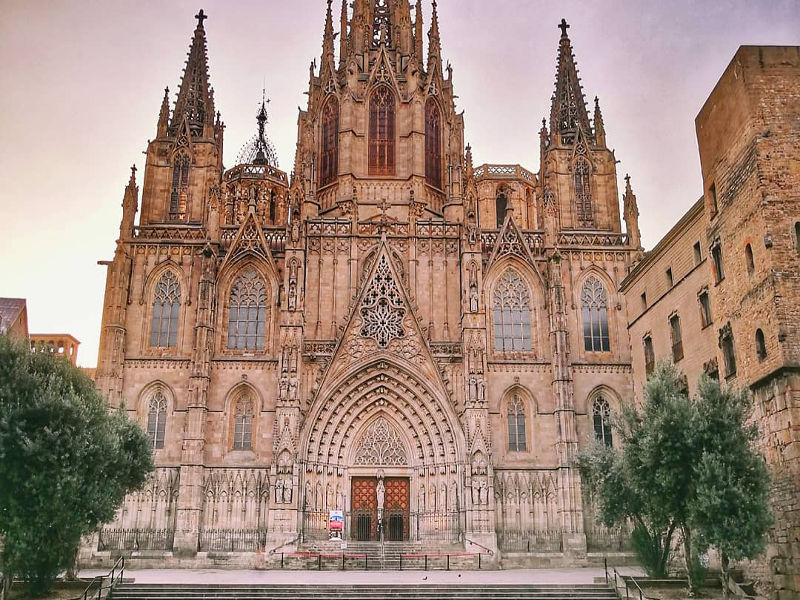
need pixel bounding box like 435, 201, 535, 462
376, 478, 385, 512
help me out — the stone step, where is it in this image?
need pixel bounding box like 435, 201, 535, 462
111, 584, 617, 600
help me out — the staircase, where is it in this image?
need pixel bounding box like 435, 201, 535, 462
296, 541, 480, 570
111, 583, 618, 600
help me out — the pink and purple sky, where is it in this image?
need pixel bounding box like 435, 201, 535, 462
1, 0, 798, 367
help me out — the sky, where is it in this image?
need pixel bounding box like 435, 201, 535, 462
1, 0, 798, 368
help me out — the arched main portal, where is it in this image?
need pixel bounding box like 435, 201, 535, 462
299, 358, 465, 543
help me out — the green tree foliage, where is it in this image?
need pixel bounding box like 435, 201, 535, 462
0, 334, 153, 595
577, 362, 772, 593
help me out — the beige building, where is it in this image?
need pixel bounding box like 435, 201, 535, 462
30, 333, 81, 366
92, 5, 640, 564
621, 47, 800, 599
0, 297, 28, 341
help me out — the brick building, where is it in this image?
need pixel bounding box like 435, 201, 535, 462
621, 46, 800, 598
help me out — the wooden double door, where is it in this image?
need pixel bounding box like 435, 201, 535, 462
351, 476, 409, 541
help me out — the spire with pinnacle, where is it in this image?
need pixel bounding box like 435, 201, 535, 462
549, 18, 591, 144
593, 96, 606, 147
120, 165, 139, 240
237, 92, 278, 168
322, 0, 335, 63
414, 0, 423, 58
427, 0, 441, 71
157, 87, 170, 136
169, 9, 215, 137
623, 174, 642, 250
339, 0, 349, 66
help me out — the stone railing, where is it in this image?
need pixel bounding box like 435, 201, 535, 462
133, 226, 207, 242
220, 227, 287, 253
224, 163, 287, 184
557, 231, 628, 247
473, 164, 535, 182
480, 231, 545, 256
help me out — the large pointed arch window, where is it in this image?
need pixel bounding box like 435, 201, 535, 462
368, 86, 395, 176
150, 271, 181, 347
232, 394, 254, 450
319, 97, 339, 186
581, 276, 610, 352
169, 152, 190, 221
507, 395, 527, 452
493, 270, 532, 352
227, 269, 267, 351
147, 391, 167, 450
425, 98, 442, 189
495, 191, 508, 228
592, 396, 612, 447
574, 157, 593, 227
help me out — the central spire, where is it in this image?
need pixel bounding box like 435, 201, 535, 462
549, 18, 591, 144
169, 9, 215, 137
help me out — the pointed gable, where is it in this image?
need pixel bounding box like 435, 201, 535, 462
488, 212, 537, 267
221, 209, 275, 270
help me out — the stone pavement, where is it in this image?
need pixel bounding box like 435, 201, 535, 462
78, 567, 646, 585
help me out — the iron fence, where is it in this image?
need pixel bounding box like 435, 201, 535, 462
198, 528, 267, 552
97, 528, 174, 551
415, 511, 462, 543
586, 523, 633, 552
497, 529, 563, 553
301, 510, 462, 543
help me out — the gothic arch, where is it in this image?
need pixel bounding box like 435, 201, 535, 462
318, 94, 339, 187
216, 259, 278, 354
302, 357, 465, 469
224, 383, 261, 452
348, 412, 411, 467
575, 268, 615, 354
584, 384, 621, 416
137, 380, 176, 416
484, 259, 545, 356
141, 259, 188, 305
140, 261, 188, 351
368, 84, 396, 176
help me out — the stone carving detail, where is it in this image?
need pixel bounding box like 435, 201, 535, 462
360, 255, 405, 348
353, 416, 408, 466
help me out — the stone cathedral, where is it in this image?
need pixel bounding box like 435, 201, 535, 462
93, 1, 643, 563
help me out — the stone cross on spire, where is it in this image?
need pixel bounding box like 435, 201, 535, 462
558, 18, 569, 37
195, 9, 207, 27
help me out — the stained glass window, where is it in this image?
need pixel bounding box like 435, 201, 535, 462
507, 395, 527, 452
425, 98, 442, 189
233, 394, 254, 450
592, 396, 612, 447
368, 86, 395, 176
150, 271, 181, 347
227, 269, 267, 350
320, 97, 339, 186
169, 153, 190, 220
581, 276, 610, 352
147, 391, 167, 449
493, 270, 532, 352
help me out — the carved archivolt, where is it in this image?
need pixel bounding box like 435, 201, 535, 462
353, 416, 408, 466
303, 359, 462, 470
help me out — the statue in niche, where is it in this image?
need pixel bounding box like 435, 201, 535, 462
282, 478, 293, 503
279, 375, 289, 400
275, 479, 284, 503
288, 376, 299, 401
288, 260, 298, 311
468, 262, 479, 312
477, 378, 486, 402
376, 475, 385, 513
468, 375, 477, 403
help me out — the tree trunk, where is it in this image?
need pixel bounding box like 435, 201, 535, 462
720, 552, 730, 600
65, 546, 79, 581
682, 524, 697, 595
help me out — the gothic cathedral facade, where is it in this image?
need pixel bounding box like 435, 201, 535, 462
94, 2, 642, 560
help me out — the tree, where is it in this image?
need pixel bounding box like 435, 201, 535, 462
577, 362, 772, 594
0, 334, 153, 596
690, 377, 772, 597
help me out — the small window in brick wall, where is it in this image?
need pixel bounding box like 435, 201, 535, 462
711, 242, 725, 283
693, 242, 702, 266
755, 328, 767, 361
745, 243, 755, 276
670, 314, 683, 362
698, 290, 712, 328
795, 222, 800, 253
666, 268, 674, 288
643, 335, 655, 376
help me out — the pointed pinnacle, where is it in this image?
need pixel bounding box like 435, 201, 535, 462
129, 164, 137, 186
